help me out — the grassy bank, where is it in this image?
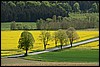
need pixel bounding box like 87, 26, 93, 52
23, 48, 99, 62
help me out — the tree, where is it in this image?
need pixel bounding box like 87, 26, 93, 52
57, 29, 68, 49
97, 2, 99, 12
39, 31, 51, 50
66, 27, 80, 47
10, 21, 16, 30
61, 2, 72, 12
73, 2, 81, 13
42, 1, 51, 7
46, 18, 52, 22
16, 1, 25, 7
26, 1, 41, 6
8, 1, 16, 7
52, 31, 59, 47
57, 16, 62, 22
18, 31, 35, 56
16, 23, 23, 30
89, 2, 98, 13
36, 18, 45, 30
52, 15, 57, 22
23, 24, 31, 30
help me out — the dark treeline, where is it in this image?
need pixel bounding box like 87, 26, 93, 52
1, 1, 99, 22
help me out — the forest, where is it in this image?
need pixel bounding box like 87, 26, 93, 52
1, 1, 99, 22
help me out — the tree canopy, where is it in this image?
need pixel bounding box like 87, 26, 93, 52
18, 31, 35, 56
56, 29, 68, 49
66, 27, 80, 47
39, 31, 51, 50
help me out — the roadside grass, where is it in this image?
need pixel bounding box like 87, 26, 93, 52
1, 49, 24, 57
1, 49, 44, 57
21, 40, 99, 62
23, 48, 99, 62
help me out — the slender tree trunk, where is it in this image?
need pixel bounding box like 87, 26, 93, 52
44, 41, 46, 50
60, 40, 63, 49
70, 38, 73, 47
70, 41, 72, 47
25, 49, 28, 56
44, 44, 46, 50
55, 40, 57, 47
55, 43, 57, 47
61, 45, 62, 49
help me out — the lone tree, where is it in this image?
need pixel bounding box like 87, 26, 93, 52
66, 27, 80, 47
57, 29, 68, 49
18, 31, 35, 56
39, 31, 51, 50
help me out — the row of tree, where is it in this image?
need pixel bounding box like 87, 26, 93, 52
10, 21, 34, 30
10, 13, 99, 30
1, 1, 99, 22
18, 27, 79, 56
36, 14, 99, 30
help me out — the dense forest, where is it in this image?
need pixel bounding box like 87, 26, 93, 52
1, 1, 99, 22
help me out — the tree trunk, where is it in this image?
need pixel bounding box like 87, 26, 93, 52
55, 44, 57, 47
61, 45, 62, 49
70, 41, 72, 47
55, 40, 57, 47
70, 39, 73, 47
60, 40, 63, 49
25, 49, 28, 56
44, 44, 46, 50
43, 41, 46, 50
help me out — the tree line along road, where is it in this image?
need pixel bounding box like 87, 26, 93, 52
1, 37, 99, 58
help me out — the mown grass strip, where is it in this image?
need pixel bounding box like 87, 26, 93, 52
23, 49, 99, 62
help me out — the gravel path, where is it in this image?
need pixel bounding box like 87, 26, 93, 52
1, 58, 99, 66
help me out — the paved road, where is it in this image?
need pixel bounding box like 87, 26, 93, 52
1, 38, 99, 58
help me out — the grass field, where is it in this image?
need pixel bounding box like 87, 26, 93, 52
1, 22, 36, 30
23, 48, 99, 62
22, 39, 99, 62
1, 30, 99, 56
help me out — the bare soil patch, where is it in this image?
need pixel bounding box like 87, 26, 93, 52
1, 58, 99, 66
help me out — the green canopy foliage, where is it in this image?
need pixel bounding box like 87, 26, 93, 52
18, 31, 35, 50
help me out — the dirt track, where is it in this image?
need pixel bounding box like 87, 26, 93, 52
1, 58, 99, 66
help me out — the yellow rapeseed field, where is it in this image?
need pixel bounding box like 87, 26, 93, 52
1, 30, 99, 56
74, 41, 99, 49
75, 31, 99, 42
